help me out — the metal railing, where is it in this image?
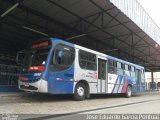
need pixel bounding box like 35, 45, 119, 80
0, 64, 20, 86
145, 82, 160, 91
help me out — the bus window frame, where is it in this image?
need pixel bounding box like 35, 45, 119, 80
78, 50, 97, 71
49, 44, 75, 72
108, 59, 116, 74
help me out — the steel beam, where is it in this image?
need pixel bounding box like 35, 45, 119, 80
48, 0, 153, 65
44, 1, 152, 66
0, 0, 3, 28
84, 13, 101, 32
5, 0, 152, 68
89, 0, 158, 67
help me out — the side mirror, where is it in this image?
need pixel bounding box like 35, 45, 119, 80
16, 50, 26, 65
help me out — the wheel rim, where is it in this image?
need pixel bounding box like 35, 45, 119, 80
127, 86, 131, 96
77, 86, 84, 97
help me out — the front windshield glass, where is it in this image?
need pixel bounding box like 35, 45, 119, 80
30, 49, 49, 66
22, 40, 51, 72
22, 48, 50, 72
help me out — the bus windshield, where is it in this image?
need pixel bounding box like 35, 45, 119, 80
22, 40, 51, 73
23, 48, 50, 72
30, 48, 49, 66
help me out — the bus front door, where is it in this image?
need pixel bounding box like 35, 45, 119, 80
136, 69, 141, 92
98, 59, 107, 93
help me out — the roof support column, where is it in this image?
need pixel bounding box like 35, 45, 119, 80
0, 0, 3, 30
0, 0, 2, 13
132, 33, 135, 63
0, 0, 3, 18
151, 71, 154, 90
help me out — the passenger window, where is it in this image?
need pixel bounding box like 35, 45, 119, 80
130, 66, 135, 77
98, 59, 106, 80
125, 64, 129, 70
124, 64, 130, 76
131, 66, 135, 72
50, 44, 75, 72
79, 50, 97, 70
116, 62, 123, 75
117, 62, 121, 69
141, 69, 145, 81
109, 59, 116, 74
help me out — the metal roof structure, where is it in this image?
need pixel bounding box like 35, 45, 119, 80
0, 0, 160, 71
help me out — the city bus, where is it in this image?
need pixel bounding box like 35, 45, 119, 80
18, 38, 145, 100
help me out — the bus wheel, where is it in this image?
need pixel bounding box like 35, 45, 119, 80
125, 85, 132, 98
74, 83, 86, 101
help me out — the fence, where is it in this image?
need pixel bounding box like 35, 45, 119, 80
1, 63, 160, 92
0, 64, 20, 92
145, 82, 160, 91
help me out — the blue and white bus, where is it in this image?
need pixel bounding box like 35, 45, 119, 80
18, 38, 145, 100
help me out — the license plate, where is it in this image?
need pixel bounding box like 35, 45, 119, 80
24, 83, 29, 87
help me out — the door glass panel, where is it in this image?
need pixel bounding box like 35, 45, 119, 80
98, 59, 106, 80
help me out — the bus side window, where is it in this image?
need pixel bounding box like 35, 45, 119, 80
131, 66, 135, 77
98, 59, 106, 80
54, 49, 62, 64
116, 62, 123, 75
124, 64, 130, 76
109, 59, 115, 74
79, 50, 97, 71
141, 69, 145, 82
50, 44, 75, 72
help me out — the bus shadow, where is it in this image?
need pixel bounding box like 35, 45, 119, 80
90, 93, 139, 100
17, 93, 140, 103
90, 94, 124, 99
19, 93, 73, 102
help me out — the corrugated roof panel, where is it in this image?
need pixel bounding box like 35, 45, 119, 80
54, 0, 100, 17
23, 0, 78, 24
124, 22, 142, 33
107, 8, 120, 17
89, 31, 112, 40
92, 0, 115, 10
110, 0, 160, 45
43, 5, 78, 23
105, 25, 131, 36
115, 13, 130, 23
23, 0, 51, 10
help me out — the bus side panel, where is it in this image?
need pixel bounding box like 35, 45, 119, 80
47, 65, 74, 94
74, 68, 98, 93
108, 73, 118, 93
73, 49, 98, 94
107, 73, 136, 94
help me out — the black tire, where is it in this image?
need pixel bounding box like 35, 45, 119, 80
73, 83, 86, 101
125, 85, 132, 98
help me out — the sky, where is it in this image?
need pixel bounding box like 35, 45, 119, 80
137, 0, 160, 27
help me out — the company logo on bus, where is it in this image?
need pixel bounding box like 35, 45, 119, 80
24, 83, 30, 87
31, 41, 49, 49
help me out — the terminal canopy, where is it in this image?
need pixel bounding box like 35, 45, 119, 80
0, 0, 160, 71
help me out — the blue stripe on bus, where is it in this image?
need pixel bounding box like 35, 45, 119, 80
117, 76, 124, 93
112, 75, 119, 93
